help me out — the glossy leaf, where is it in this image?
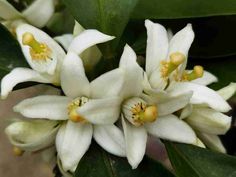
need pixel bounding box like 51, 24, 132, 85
132, 0, 236, 19
62, 0, 139, 58
0, 24, 28, 80
165, 142, 236, 177
74, 142, 175, 177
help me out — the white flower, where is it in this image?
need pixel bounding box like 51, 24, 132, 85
54, 21, 102, 71
0, 0, 55, 31
13, 32, 126, 172
118, 45, 197, 169
143, 20, 218, 93
5, 120, 60, 152
1, 23, 66, 99
180, 83, 236, 153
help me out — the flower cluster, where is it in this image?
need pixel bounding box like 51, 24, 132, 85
1, 14, 235, 176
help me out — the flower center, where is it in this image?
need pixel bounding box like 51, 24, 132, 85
181, 65, 204, 81
22, 32, 52, 61
67, 97, 89, 123
161, 52, 185, 78
123, 97, 158, 126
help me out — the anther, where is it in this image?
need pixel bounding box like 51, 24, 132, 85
13, 146, 24, 156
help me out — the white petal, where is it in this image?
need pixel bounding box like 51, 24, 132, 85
119, 45, 143, 99
180, 104, 193, 119
0, 0, 21, 20
68, 29, 114, 55
158, 91, 193, 116
167, 82, 231, 112
149, 68, 167, 90
168, 24, 194, 76
197, 132, 226, 153
22, 0, 54, 28
16, 24, 65, 75
146, 114, 197, 144
122, 117, 147, 169
61, 52, 90, 98
93, 125, 126, 157
14, 95, 71, 120
77, 97, 121, 124
73, 21, 84, 36
191, 70, 218, 86
186, 107, 232, 135
217, 82, 236, 100
54, 34, 74, 51
145, 20, 169, 77
90, 68, 124, 98
56, 122, 93, 172
5, 120, 59, 151
1, 67, 53, 99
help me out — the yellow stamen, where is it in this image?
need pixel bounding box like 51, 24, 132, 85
182, 65, 204, 81
132, 104, 158, 125
22, 32, 51, 60
13, 146, 24, 156
67, 97, 88, 123
161, 52, 185, 78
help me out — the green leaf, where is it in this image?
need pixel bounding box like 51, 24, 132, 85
165, 142, 236, 177
74, 142, 175, 177
0, 23, 28, 80
132, 0, 236, 19
62, 0, 139, 58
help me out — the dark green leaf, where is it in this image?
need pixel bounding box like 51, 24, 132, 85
165, 142, 236, 177
0, 23, 28, 80
132, 0, 236, 19
62, 0, 139, 58
74, 142, 175, 177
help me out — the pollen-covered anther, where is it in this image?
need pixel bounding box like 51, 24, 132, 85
161, 52, 185, 78
22, 32, 51, 61
13, 146, 24, 156
182, 65, 204, 81
67, 97, 89, 123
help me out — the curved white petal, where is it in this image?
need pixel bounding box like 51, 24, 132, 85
0, 0, 21, 20
61, 52, 90, 98
197, 132, 226, 153
90, 68, 124, 98
167, 82, 231, 112
14, 95, 71, 120
217, 82, 236, 100
145, 20, 169, 77
180, 104, 193, 119
186, 108, 232, 135
168, 24, 194, 76
16, 24, 65, 75
22, 0, 54, 28
1, 67, 53, 99
119, 45, 143, 99
191, 70, 218, 86
146, 114, 197, 144
122, 117, 147, 169
5, 120, 59, 151
77, 97, 121, 124
54, 34, 74, 51
56, 122, 93, 172
158, 91, 193, 116
68, 29, 114, 55
93, 125, 126, 157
